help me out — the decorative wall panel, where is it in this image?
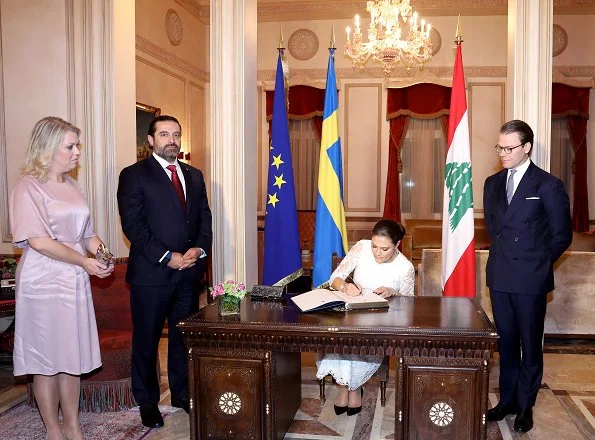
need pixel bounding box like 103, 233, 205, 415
468, 82, 505, 212
344, 84, 382, 212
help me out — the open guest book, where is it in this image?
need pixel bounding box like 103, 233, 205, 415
291, 288, 389, 312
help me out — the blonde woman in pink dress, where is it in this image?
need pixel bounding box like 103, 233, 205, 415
9, 117, 113, 440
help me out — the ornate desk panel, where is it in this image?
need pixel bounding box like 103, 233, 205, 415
180, 296, 498, 440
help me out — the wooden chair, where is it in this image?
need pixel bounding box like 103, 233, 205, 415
318, 254, 389, 406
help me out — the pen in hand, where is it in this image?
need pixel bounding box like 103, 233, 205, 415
344, 275, 362, 296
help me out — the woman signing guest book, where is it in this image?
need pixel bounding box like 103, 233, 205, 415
302, 219, 415, 417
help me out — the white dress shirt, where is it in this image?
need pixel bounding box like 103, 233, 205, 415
507, 158, 532, 198
152, 153, 206, 262
152, 152, 186, 197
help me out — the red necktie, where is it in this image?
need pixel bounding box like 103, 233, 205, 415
166, 165, 186, 210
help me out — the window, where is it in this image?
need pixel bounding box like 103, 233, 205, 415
288, 119, 320, 210
400, 117, 446, 219
550, 118, 574, 205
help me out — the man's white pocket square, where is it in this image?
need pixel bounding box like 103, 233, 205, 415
526, 196, 540, 200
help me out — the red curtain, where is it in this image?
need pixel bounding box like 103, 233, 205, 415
567, 116, 589, 231
552, 83, 590, 232
383, 84, 452, 221
265, 85, 325, 121
386, 83, 451, 119
440, 115, 449, 139
383, 116, 409, 221
552, 83, 590, 118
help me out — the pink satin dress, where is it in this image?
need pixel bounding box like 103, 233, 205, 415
10, 175, 101, 376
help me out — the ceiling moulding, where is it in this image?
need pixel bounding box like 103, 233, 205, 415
193, 1, 594, 23
553, 67, 595, 87
258, 66, 595, 82
260, 70, 338, 91
384, 70, 454, 88
136, 35, 209, 82
175, 0, 209, 24
256, 1, 507, 21
258, 66, 506, 82
554, 0, 595, 15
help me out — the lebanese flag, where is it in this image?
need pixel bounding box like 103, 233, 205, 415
441, 42, 476, 297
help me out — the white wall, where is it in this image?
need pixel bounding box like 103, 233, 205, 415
135, 0, 210, 186
0, 0, 70, 253
0, 0, 137, 255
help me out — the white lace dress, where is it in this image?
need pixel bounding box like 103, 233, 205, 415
315, 239, 415, 390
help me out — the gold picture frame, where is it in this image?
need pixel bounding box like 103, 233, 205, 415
136, 102, 161, 162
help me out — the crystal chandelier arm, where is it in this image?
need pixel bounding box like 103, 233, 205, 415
344, 0, 433, 74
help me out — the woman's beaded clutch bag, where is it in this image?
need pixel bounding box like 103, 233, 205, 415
95, 242, 113, 265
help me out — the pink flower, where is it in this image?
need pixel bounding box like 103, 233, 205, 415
210, 280, 247, 301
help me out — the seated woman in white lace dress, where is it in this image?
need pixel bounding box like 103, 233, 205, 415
316, 219, 414, 416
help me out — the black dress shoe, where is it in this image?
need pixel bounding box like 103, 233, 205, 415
333, 404, 348, 415
346, 388, 364, 416
514, 408, 533, 433
487, 402, 518, 421
140, 405, 164, 428
171, 397, 190, 414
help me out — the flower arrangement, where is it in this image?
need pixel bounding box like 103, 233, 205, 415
210, 280, 247, 315
1, 256, 18, 280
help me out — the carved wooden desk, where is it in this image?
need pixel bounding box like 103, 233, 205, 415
180, 296, 498, 440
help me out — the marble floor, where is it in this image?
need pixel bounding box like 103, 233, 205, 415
1, 341, 594, 439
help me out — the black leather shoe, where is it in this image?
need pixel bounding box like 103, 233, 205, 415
333, 404, 348, 415
487, 402, 518, 421
171, 397, 190, 414
514, 408, 533, 433
140, 405, 164, 428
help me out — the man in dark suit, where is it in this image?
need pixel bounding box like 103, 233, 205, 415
483, 120, 572, 433
117, 115, 212, 428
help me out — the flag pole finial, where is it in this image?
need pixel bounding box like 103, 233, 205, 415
454, 15, 463, 45
329, 25, 336, 49
278, 26, 284, 50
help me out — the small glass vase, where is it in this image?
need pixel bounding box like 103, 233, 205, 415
218, 295, 241, 316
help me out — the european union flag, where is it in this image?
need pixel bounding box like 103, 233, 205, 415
262, 52, 302, 286
313, 48, 348, 288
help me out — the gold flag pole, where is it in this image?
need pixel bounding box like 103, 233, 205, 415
454, 14, 463, 45
277, 26, 289, 113
330, 25, 336, 50
278, 26, 284, 50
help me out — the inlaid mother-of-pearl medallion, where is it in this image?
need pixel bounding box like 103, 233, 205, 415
429, 401, 454, 427
218, 392, 242, 415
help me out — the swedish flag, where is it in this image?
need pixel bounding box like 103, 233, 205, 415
262, 52, 302, 286
313, 48, 348, 288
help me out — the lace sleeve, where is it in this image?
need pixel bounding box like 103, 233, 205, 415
329, 240, 364, 285
396, 261, 415, 296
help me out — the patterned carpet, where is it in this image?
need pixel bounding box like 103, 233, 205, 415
1, 353, 593, 439
0, 403, 176, 440
282, 367, 595, 440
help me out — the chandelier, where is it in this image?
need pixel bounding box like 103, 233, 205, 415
344, 0, 433, 75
